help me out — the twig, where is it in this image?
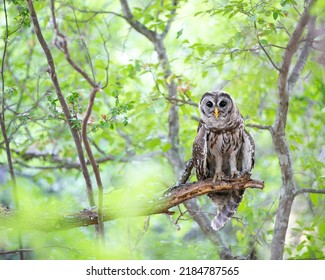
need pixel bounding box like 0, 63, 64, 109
93, 22, 110, 89
165, 97, 197, 107
294, 188, 325, 196
268, 44, 287, 50
50, 1, 97, 88
254, 21, 280, 72
63, 4, 125, 20
246, 123, 272, 130
0, 249, 33, 255
71, 8, 96, 82
161, 0, 178, 38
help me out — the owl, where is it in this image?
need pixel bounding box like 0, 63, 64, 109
192, 91, 255, 230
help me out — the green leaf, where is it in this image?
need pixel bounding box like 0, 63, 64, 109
296, 241, 306, 252
273, 12, 278, 20
162, 143, 172, 152
260, 39, 268, 46
176, 29, 183, 39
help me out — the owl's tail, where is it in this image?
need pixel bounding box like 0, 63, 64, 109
208, 189, 245, 231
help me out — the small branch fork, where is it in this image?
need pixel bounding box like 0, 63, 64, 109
26, 0, 106, 242
50, 0, 105, 243
26, 0, 95, 207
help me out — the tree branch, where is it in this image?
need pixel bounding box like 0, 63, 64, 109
161, 0, 178, 39
81, 87, 105, 242
288, 16, 316, 92
0, 178, 264, 232
63, 4, 125, 20
254, 21, 280, 71
294, 188, 325, 196
50, 0, 98, 88
50, 0, 105, 241
270, 0, 315, 260
273, 1, 312, 134
26, 0, 95, 207
1, 0, 24, 260
119, 0, 157, 42
246, 123, 272, 131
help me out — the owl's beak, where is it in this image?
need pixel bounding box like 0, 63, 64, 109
214, 108, 219, 118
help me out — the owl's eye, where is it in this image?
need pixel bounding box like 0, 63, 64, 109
206, 101, 213, 108
219, 100, 227, 107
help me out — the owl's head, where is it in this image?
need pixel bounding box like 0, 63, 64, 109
198, 91, 241, 130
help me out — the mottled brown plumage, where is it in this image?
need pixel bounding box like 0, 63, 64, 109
192, 91, 255, 230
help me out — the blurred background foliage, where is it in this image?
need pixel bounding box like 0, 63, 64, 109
0, 0, 324, 260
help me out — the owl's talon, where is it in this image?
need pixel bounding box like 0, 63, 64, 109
231, 170, 240, 178
240, 171, 251, 180
212, 172, 225, 183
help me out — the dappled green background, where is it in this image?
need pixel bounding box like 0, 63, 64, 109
0, 0, 324, 259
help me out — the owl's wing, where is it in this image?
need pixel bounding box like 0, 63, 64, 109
240, 129, 255, 173
192, 121, 207, 180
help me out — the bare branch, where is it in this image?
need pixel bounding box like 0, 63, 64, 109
288, 16, 316, 92
246, 123, 272, 131
165, 97, 198, 107
294, 188, 325, 196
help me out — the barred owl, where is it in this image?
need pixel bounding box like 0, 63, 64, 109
192, 91, 255, 230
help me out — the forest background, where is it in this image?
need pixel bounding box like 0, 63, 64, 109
0, 0, 325, 260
